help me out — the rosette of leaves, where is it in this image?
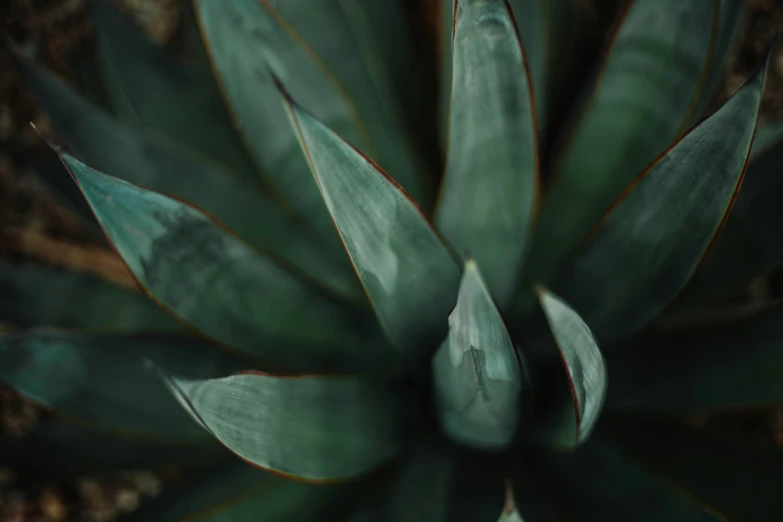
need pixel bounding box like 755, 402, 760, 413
3, 1, 783, 521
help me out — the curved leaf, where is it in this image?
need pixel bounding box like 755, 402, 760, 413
602, 415, 783, 522
537, 439, 726, 521
119, 463, 347, 522
680, 118, 783, 304
553, 48, 769, 341
534, 287, 606, 450
0, 261, 179, 331
529, 0, 718, 282
161, 370, 403, 482
0, 330, 243, 440
57, 150, 386, 372
435, 0, 539, 305
269, 0, 427, 202
607, 307, 783, 414
346, 446, 505, 522
281, 88, 461, 363
13, 49, 362, 302
432, 261, 526, 449
91, 0, 258, 179
192, 0, 374, 256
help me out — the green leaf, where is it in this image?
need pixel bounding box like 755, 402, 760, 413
13, 49, 363, 302
528, 0, 718, 282
269, 0, 428, 203
432, 261, 527, 450
607, 307, 783, 414
58, 150, 386, 372
0, 261, 180, 331
192, 0, 408, 258
0, 419, 230, 479
281, 88, 461, 363
91, 0, 258, 180
161, 370, 403, 482
690, 0, 747, 123
537, 439, 726, 521
552, 48, 769, 341
346, 446, 505, 522
119, 463, 348, 522
534, 287, 606, 450
435, 0, 539, 305
601, 415, 783, 522
439, 0, 578, 139
0, 330, 243, 441
680, 118, 783, 304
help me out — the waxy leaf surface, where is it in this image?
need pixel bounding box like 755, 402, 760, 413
554, 50, 768, 341
535, 288, 606, 450
60, 152, 384, 371
432, 261, 526, 449
284, 94, 461, 363
436, 0, 539, 305
163, 371, 402, 482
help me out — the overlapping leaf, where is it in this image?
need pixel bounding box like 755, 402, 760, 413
601, 416, 783, 522
682, 119, 783, 304
91, 0, 258, 179
607, 307, 783, 413
281, 87, 460, 363
432, 261, 526, 449
57, 151, 385, 371
553, 46, 770, 341
346, 446, 505, 522
13, 49, 362, 302
534, 288, 606, 450
161, 370, 403, 482
529, 0, 719, 282
192, 0, 417, 259
0, 330, 242, 440
537, 439, 726, 521
689, 0, 747, 123
269, 0, 427, 202
435, 0, 539, 304
0, 261, 179, 331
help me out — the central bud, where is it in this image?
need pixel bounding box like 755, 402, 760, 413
430, 261, 529, 450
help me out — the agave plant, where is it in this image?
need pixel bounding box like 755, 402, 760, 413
3, 0, 783, 520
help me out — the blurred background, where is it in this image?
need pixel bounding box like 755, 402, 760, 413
1, 0, 782, 520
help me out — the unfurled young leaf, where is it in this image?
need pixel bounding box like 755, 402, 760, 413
56, 150, 386, 372
553, 42, 771, 341
432, 261, 528, 450
535, 287, 606, 450
435, 0, 539, 306
280, 86, 460, 364
161, 371, 403, 482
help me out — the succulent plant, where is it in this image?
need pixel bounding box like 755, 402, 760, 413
4, 0, 783, 520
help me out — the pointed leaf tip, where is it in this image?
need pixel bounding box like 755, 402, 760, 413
432, 261, 527, 450
535, 288, 607, 450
